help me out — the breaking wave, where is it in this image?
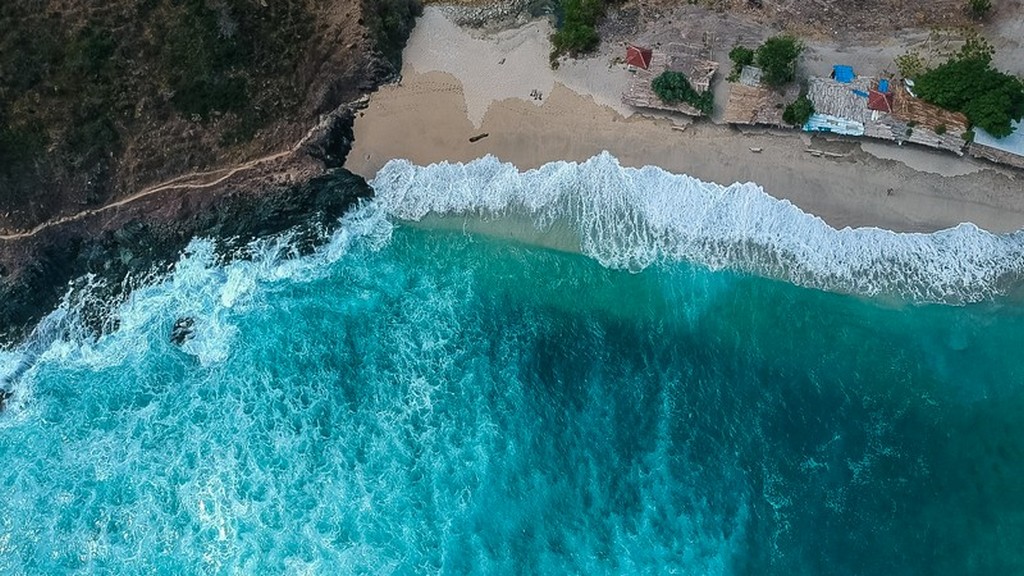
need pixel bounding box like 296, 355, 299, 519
372, 152, 1024, 303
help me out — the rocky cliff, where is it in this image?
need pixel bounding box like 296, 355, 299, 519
0, 0, 420, 342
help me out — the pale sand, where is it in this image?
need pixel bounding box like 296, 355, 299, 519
349, 9, 1024, 233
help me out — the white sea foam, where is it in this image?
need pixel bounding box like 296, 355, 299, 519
0, 205, 393, 387
371, 152, 1024, 303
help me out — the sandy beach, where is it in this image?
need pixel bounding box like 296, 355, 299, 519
348, 8, 1024, 233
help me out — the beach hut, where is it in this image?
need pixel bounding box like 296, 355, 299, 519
625, 44, 653, 70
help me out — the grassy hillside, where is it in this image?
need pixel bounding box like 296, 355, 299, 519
0, 0, 417, 228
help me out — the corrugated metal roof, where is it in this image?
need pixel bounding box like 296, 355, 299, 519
973, 120, 1024, 157
803, 113, 865, 136
739, 65, 763, 86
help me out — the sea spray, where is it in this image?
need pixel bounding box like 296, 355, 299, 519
372, 152, 1024, 303
2, 161, 1024, 574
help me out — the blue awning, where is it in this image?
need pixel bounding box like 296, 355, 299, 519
878, 79, 890, 93
833, 65, 855, 83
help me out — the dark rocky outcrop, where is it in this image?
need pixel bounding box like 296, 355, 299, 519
0, 163, 373, 344
0, 0, 420, 345
171, 317, 196, 346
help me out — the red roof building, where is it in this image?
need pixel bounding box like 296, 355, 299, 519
867, 89, 893, 113
625, 45, 653, 70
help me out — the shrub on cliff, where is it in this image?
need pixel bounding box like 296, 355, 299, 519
550, 0, 604, 60
369, 0, 423, 70
755, 35, 803, 87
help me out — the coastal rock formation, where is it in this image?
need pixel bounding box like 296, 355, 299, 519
0, 0, 419, 342
171, 318, 196, 346
0, 160, 373, 343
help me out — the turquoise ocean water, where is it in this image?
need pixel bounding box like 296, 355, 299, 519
2, 154, 1024, 574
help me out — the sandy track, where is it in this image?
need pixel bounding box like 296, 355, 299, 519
0, 111, 340, 241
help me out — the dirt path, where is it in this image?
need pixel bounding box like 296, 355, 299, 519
0, 114, 336, 242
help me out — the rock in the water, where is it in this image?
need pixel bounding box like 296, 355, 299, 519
0, 389, 11, 413
171, 317, 195, 345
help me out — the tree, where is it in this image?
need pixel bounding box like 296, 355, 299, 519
914, 42, 1024, 137
728, 45, 755, 81
652, 71, 695, 103
755, 35, 803, 87
783, 95, 814, 126
651, 71, 713, 116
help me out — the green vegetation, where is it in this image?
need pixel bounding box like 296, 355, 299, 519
935, 123, 947, 135
550, 0, 605, 61
783, 95, 815, 126
913, 37, 1024, 137
895, 51, 927, 79
651, 71, 714, 116
967, 0, 992, 19
727, 45, 755, 81
369, 0, 423, 69
726, 35, 803, 87
0, 0, 325, 206
756, 35, 803, 87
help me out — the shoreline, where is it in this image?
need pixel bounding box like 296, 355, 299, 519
347, 8, 1024, 234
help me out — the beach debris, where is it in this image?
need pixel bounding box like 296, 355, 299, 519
749, 147, 763, 153
529, 89, 543, 101
469, 133, 489, 143
498, 58, 505, 65
805, 148, 845, 158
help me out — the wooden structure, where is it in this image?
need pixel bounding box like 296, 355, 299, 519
890, 85, 968, 133
970, 143, 1024, 169
722, 83, 798, 127
621, 43, 719, 117
969, 121, 1024, 169
804, 77, 968, 154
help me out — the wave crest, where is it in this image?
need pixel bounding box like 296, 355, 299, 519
371, 152, 1024, 303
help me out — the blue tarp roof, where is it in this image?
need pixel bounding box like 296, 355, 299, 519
878, 79, 890, 93
974, 120, 1024, 157
833, 65, 855, 83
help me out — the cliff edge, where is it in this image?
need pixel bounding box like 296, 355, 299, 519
0, 0, 420, 341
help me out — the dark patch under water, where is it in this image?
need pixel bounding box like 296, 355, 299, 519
1, 222, 1023, 574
